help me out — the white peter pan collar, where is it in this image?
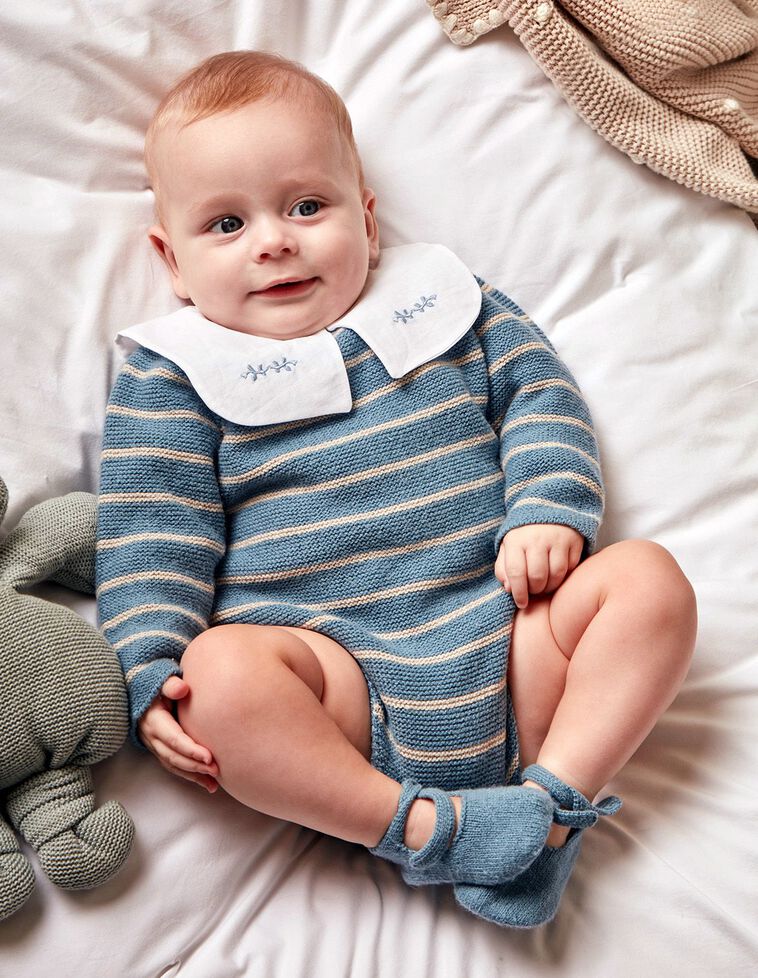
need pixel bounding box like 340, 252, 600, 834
117, 242, 482, 426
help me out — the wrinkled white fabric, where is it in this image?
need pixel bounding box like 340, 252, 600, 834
1, 1, 757, 976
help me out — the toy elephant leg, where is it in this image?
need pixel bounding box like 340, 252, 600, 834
0, 817, 36, 920
5, 766, 135, 890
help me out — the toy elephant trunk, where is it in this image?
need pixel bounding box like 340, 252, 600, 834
0, 480, 134, 921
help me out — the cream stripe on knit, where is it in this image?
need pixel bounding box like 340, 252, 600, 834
107, 403, 220, 432
489, 342, 549, 376
349, 349, 486, 414
506, 470, 603, 502
214, 563, 494, 621
218, 517, 502, 585
343, 348, 374, 369
509, 496, 602, 522
375, 585, 503, 640
475, 310, 531, 340
101, 603, 207, 633
97, 570, 215, 596
122, 362, 190, 386
125, 660, 178, 686
96, 532, 225, 555
352, 621, 512, 667
230, 432, 495, 513
387, 727, 507, 763
228, 472, 502, 550
382, 677, 507, 712
99, 492, 223, 513
102, 446, 216, 466
503, 440, 601, 471
517, 378, 582, 398
224, 588, 506, 644
114, 629, 189, 653
501, 413, 596, 437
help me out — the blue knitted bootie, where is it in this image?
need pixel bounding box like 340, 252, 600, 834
454, 764, 621, 927
369, 778, 555, 886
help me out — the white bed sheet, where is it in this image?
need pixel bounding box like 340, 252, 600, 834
1, 1, 758, 976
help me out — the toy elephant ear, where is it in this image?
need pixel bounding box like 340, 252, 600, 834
0, 489, 98, 595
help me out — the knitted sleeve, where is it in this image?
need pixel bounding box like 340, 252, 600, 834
96, 347, 225, 745
475, 282, 604, 554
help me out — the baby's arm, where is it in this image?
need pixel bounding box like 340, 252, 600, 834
477, 283, 604, 602
97, 347, 225, 788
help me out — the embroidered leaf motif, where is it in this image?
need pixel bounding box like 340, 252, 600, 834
241, 357, 299, 382
392, 294, 439, 325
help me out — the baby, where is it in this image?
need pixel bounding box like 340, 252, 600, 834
96, 51, 697, 927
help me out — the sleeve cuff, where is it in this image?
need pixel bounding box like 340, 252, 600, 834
496, 502, 601, 557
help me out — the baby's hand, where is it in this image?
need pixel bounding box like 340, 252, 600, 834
138, 675, 219, 793
495, 524, 584, 609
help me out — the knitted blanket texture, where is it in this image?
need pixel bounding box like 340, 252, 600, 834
96, 282, 603, 790
427, 0, 758, 214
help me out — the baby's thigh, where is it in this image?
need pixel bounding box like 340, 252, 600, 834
180, 624, 371, 760
279, 626, 372, 760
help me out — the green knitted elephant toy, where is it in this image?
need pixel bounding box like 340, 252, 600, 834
0, 477, 134, 921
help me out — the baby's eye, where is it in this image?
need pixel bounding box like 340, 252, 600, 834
209, 215, 244, 234
290, 199, 321, 218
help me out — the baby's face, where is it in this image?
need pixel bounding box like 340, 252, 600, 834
149, 97, 379, 339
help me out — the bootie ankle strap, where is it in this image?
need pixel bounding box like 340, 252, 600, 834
407, 787, 457, 869
373, 780, 424, 857
521, 764, 622, 829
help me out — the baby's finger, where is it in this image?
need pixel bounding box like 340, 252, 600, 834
525, 547, 549, 596
161, 675, 190, 701
150, 711, 217, 768
153, 738, 219, 779
546, 545, 570, 593
494, 545, 507, 586
504, 549, 529, 609
568, 536, 584, 572
159, 757, 219, 793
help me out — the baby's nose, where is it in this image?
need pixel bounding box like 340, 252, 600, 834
252, 217, 298, 261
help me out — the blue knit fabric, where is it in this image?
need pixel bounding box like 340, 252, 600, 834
96, 279, 604, 790
454, 764, 622, 926
369, 781, 556, 886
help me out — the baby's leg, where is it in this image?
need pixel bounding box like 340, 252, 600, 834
508, 539, 696, 843
177, 624, 555, 885
177, 623, 402, 846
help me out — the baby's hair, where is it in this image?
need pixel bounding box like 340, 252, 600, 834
145, 50, 365, 213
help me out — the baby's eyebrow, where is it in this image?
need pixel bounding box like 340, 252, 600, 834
188, 193, 239, 216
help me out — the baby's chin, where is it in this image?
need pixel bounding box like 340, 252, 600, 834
197, 290, 368, 339
201, 308, 344, 340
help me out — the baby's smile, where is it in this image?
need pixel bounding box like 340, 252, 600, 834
252, 276, 319, 299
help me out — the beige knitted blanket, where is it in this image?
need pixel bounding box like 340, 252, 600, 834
427, 0, 758, 215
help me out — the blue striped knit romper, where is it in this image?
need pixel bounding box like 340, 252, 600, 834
96, 254, 603, 793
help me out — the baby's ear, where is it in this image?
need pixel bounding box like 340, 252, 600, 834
362, 189, 380, 268
148, 225, 191, 300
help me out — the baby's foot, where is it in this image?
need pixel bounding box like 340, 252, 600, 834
454, 830, 583, 927
453, 763, 622, 927
370, 781, 555, 886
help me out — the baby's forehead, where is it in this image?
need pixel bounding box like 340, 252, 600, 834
153, 97, 356, 197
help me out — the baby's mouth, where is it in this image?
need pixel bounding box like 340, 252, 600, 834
254, 277, 318, 298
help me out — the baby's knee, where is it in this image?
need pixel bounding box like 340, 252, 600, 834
178, 624, 288, 733
610, 539, 697, 634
